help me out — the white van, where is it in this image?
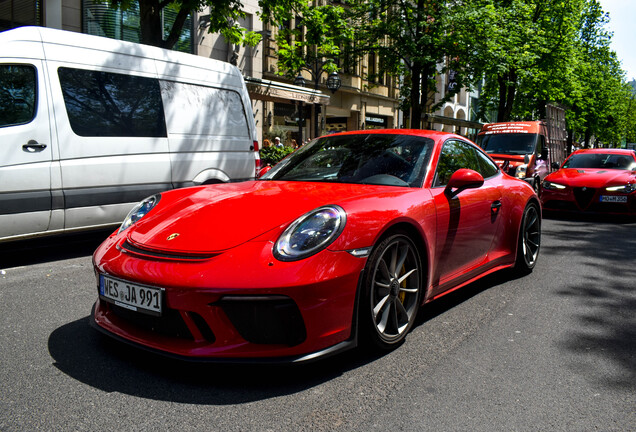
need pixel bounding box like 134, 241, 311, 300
0, 26, 260, 243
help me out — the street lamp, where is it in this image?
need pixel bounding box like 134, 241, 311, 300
293, 60, 342, 138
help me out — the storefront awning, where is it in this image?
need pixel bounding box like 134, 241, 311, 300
245, 77, 330, 105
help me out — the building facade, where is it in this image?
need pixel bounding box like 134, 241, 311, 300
2, 0, 480, 144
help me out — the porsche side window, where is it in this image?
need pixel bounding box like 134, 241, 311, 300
58, 67, 167, 137
474, 148, 499, 178
0, 64, 37, 128
433, 140, 481, 187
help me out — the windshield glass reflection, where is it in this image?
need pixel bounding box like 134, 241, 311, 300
261, 134, 434, 187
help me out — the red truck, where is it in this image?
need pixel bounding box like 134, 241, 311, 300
475, 105, 568, 194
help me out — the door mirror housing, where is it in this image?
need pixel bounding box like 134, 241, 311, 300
445, 169, 484, 198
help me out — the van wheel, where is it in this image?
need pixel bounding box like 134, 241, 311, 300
361, 232, 422, 350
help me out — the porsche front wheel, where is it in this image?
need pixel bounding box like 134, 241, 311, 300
362, 233, 422, 350
514, 202, 541, 274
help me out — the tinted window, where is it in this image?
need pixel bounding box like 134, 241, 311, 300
58, 67, 167, 137
0, 64, 36, 127
563, 153, 636, 170
262, 134, 434, 187
475, 148, 499, 178
434, 140, 482, 187
477, 133, 537, 155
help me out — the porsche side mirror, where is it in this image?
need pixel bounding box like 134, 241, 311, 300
445, 169, 484, 198
258, 165, 272, 178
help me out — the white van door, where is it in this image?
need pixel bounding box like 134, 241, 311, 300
0, 62, 54, 240
48, 64, 173, 229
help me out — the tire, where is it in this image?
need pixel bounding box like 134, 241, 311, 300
361, 232, 422, 350
514, 202, 541, 274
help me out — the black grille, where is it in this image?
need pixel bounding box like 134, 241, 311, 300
218, 296, 307, 346
110, 304, 194, 340
573, 187, 596, 209
121, 240, 218, 261
543, 200, 578, 212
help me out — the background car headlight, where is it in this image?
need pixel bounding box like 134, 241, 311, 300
515, 164, 527, 179
542, 180, 566, 191
606, 184, 635, 193
274, 205, 346, 261
118, 194, 161, 233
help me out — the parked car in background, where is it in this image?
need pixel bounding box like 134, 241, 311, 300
0, 26, 259, 243
541, 148, 636, 215
91, 129, 541, 362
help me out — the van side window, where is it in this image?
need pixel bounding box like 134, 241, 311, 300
159, 81, 249, 137
0, 65, 37, 128
58, 67, 167, 137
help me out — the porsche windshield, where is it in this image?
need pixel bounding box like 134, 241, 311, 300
260, 134, 434, 187
563, 153, 636, 170
477, 133, 537, 156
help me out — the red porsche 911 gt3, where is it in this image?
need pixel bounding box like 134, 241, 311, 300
91, 129, 541, 362
541, 148, 636, 215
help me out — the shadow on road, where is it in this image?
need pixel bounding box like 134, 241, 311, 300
47, 269, 513, 405
542, 215, 636, 390
0, 229, 113, 269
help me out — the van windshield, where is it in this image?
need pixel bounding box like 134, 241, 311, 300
477, 133, 537, 156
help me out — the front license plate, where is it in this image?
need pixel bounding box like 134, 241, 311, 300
99, 274, 163, 316
600, 195, 627, 203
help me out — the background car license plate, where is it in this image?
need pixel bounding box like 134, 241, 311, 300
99, 274, 163, 316
600, 195, 627, 203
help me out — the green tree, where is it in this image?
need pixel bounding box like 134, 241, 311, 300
461, 0, 584, 122
566, 0, 630, 147
344, 0, 467, 128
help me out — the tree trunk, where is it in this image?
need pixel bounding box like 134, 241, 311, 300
138, 0, 164, 48
496, 69, 517, 122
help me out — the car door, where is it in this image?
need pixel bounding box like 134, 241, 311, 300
0, 62, 54, 240
429, 139, 502, 292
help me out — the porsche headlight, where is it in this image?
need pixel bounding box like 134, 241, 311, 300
274, 205, 346, 261
118, 194, 161, 233
515, 164, 528, 179
542, 180, 566, 191
606, 184, 636, 193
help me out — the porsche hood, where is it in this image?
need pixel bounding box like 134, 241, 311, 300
125, 181, 393, 254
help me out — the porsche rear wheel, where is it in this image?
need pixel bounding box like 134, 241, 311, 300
514, 202, 541, 274
362, 232, 422, 350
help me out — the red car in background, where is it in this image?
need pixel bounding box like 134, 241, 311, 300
541, 148, 636, 215
91, 130, 541, 362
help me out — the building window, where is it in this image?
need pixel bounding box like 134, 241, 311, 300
0, 0, 42, 32
83, 0, 193, 53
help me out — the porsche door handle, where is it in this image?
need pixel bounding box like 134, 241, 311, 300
22, 140, 47, 153
491, 201, 502, 215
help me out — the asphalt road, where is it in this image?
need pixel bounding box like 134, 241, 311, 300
0, 216, 634, 431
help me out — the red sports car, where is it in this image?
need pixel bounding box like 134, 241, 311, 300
541, 148, 636, 215
91, 129, 541, 362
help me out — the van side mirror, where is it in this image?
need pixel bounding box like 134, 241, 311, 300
551, 161, 560, 170
524, 154, 530, 164
445, 169, 484, 198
